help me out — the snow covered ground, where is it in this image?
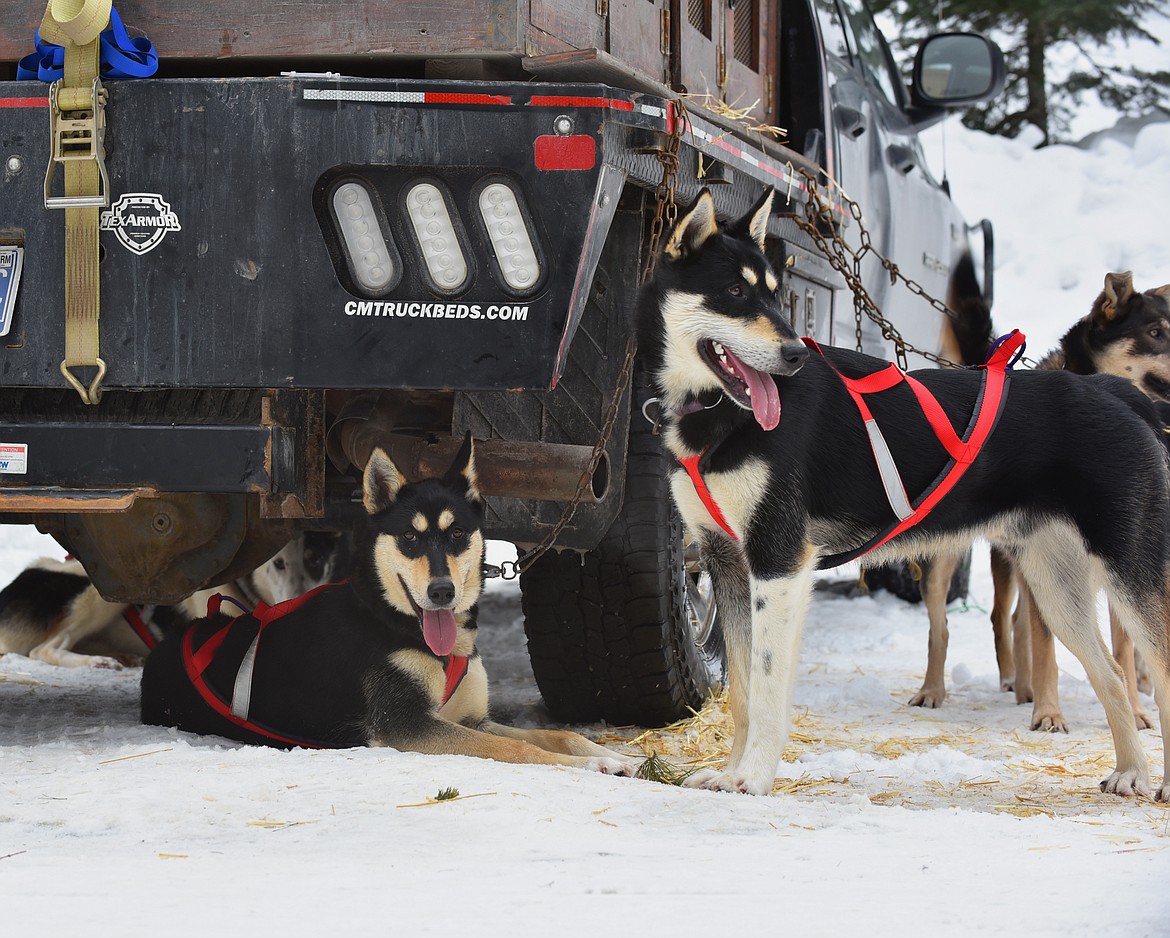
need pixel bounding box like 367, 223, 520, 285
3, 79, 1170, 938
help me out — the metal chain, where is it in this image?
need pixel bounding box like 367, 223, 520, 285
503, 103, 685, 579
792, 168, 964, 372
640, 99, 684, 286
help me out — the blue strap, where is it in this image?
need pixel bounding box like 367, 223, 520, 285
16, 7, 157, 82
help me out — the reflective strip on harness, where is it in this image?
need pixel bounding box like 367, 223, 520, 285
230, 632, 261, 720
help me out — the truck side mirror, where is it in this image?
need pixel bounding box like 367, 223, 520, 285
911, 33, 1006, 108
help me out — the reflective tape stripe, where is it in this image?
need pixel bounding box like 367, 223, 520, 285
230, 632, 261, 720
864, 419, 914, 521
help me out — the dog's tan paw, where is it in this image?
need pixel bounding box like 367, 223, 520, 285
1156, 782, 1170, 802
908, 687, 945, 708
584, 756, 639, 777
1133, 709, 1155, 731
1030, 711, 1068, 733
1013, 684, 1033, 705
1099, 768, 1152, 798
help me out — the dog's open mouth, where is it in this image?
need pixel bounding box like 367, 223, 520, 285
699, 339, 781, 430
400, 576, 458, 656
1142, 372, 1170, 403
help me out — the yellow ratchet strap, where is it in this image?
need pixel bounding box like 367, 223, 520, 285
41, 0, 113, 405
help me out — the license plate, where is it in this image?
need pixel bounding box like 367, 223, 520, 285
0, 247, 23, 338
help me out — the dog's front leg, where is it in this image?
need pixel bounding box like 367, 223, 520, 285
688, 563, 815, 795
371, 717, 640, 775
481, 721, 641, 773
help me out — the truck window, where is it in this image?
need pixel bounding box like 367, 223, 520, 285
813, 0, 852, 59
829, 0, 904, 106
779, 0, 829, 161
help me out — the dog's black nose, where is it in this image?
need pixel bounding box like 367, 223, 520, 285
428, 579, 456, 607
783, 343, 809, 369
776, 341, 814, 374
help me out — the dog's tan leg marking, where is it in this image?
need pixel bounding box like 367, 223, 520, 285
1009, 577, 1033, 704
687, 562, 815, 795
1109, 608, 1154, 729
482, 722, 636, 764
1017, 532, 1150, 796
1108, 584, 1170, 800
909, 555, 957, 708
666, 492, 759, 780
374, 719, 638, 775
1026, 591, 1067, 733
679, 532, 752, 790
988, 547, 1019, 693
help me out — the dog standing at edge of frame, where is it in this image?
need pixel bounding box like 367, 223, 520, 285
141, 435, 639, 775
635, 186, 1170, 797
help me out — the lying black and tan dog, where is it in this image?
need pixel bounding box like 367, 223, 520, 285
141, 436, 638, 774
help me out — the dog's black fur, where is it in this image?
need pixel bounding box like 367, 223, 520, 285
141, 438, 638, 772
636, 188, 1170, 796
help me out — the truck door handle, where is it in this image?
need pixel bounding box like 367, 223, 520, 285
886, 144, 916, 174
834, 104, 866, 138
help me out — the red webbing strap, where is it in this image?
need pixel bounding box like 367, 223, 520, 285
808, 331, 1022, 568
678, 450, 739, 541
121, 605, 158, 650
903, 375, 965, 460
442, 654, 469, 704
869, 363, 1008, 550
250, 580, 348, 627
180, 615, 324, 749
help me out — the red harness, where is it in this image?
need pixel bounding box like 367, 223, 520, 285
181, 582, 470, 749
677, 331, 1025, 568
122, 605, 158, 650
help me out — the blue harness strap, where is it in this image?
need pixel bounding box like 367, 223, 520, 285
16, 6, 157, 81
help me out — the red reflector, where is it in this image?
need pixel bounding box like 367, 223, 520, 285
534, 135, 596, 171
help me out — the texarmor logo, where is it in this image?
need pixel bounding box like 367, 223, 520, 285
100, 193, 182, 255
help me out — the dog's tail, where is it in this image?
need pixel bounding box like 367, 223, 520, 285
945, 252, 995, 367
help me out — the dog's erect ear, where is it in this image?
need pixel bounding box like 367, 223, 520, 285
363, 448, 406, 516
734, 188, 775, 252
663, 190, 718, 260
1153, 284, 1170, 300
1096, 271, 1135, 321
442, 431, 481, 505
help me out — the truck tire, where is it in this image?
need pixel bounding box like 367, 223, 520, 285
520, 367, 725, 726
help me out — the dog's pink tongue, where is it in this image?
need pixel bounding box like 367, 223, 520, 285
422, 608, 458, 656
724, 348, 781, 431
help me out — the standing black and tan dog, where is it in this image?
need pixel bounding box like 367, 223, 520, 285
996, 271, 1170, 731
141, 437, 638, 774
637, 188, 1170, 798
